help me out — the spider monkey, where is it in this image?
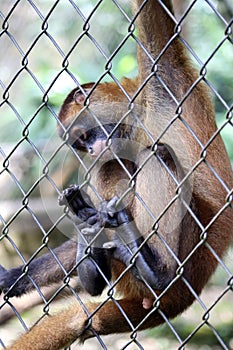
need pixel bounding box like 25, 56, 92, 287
1, 1, 233, 349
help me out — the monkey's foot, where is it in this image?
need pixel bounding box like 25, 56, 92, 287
59, 186, 124, 229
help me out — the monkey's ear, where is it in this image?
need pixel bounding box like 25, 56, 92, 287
74, 82, 95, 105
74, 90, 85, 105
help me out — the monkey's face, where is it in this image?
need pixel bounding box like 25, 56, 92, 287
65, 122, 121, 157
58, 83, 133, 158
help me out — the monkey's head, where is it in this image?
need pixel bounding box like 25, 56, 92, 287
58, 82, 135, 157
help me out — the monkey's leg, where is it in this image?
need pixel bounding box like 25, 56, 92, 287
76, 227, 113, 296
60, 185, 116, 296
105, 209, 171, 290
6, 298, 160, 350
0, 239, 77, 297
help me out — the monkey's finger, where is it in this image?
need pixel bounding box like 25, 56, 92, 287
103, 241, 117, 250
58, 185, 79, 205
106, 196, 119, 216
81, 227, 99, 235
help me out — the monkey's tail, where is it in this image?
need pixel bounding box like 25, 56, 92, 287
6, 298, 165, 350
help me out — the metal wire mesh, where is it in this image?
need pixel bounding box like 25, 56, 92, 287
0, 1, 232, 349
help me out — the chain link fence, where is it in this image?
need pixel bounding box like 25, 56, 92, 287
0, 1, 233, 349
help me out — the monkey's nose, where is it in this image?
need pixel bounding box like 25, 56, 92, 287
88, 140, 108, 157
88, 146, 94, 155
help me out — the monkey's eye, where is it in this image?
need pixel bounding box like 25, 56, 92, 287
78, 132, 87, 142
70, 127, 87, 143
68, 127, 88, 151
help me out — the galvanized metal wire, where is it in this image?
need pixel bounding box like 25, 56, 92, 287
0, 1, 232, 349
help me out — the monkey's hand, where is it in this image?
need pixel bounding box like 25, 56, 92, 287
0, 265, 27, 297
59, 185, 119, 229
0, 240, 77, 298
59, 185, 97, 223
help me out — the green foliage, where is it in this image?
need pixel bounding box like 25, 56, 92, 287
187, 2, 233, 160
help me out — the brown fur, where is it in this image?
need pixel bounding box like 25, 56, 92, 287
7, 1, 233, 349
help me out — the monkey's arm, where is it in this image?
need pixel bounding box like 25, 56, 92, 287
0, 239, 77, 297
